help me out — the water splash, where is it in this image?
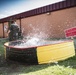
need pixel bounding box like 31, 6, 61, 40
13, 22, 67, 48
13, 37, 65, 48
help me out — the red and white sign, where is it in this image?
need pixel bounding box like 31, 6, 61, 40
65, 27, 76, 38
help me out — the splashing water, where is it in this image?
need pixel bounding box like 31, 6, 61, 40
25, 37, 40, 46
13, 37, 65, 48
12, 23, 67, 48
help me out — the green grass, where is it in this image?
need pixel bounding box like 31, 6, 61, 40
0, 38, 76, 75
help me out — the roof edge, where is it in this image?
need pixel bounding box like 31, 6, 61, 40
0, 0, 76, 23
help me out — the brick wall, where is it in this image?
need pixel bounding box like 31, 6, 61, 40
21, 7, 76, 39
0, 23, 3, 38
0, 7, 76, 38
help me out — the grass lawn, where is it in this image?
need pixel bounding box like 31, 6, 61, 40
0, 38, 76, 75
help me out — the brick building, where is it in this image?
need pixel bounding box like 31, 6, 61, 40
0, 0, 76, 39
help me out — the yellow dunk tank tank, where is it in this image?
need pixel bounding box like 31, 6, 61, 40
4, 40, 75, 64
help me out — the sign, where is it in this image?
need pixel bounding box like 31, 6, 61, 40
65, 27, 76, 38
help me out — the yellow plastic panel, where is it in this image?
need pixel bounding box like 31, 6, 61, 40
37, 41, 75, 64
4, 42, 9, 59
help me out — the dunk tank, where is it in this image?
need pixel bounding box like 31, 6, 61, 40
4, 22, 75, 64
4, 39, 75, 64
